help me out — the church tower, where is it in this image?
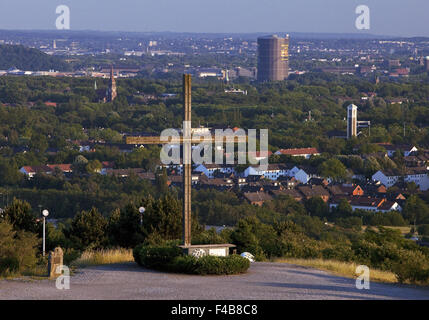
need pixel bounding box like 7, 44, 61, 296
107, 66, 117, 102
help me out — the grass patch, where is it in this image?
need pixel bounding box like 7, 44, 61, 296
72, 248, 134, 268
362, 226, 411, 235
274, 258, 397, 284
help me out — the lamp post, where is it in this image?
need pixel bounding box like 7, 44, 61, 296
138, 207, 145, 226
42, 209, 49, 257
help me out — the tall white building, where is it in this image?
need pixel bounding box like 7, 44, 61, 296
347, 104, 358, 139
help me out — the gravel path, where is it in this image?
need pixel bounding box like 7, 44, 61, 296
1, 262, 429, 300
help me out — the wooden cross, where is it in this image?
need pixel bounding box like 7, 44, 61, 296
126, 74, 249, 247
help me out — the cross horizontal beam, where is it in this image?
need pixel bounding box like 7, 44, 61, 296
125, 135, 249, 145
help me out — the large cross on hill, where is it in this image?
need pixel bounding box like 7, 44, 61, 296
126, 75, 243, 255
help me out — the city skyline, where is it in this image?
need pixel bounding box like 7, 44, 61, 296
0, 0, 428, 37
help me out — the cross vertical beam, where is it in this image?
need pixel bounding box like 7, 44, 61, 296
182, 74, 192, 246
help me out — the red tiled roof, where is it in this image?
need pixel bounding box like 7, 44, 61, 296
47, 164, 72, 172
102, 161, 115, 169
21, 165, 52, 174
244, 192, 273, 203
277, 148, 320, 156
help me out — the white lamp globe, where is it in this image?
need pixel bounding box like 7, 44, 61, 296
42, 210, 49, 217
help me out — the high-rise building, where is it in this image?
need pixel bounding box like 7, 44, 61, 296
347, 104, 358, 139
107, 66, 117, 102
257, 35, 289, 82
425, 56, 429, 72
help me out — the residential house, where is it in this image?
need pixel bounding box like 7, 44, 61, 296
199, 177, 235, 191
243, 192, 273, 206
293, 166, 322, 184
243, 164, 290, 181
20, 165, 53, 178
270, 189, 304, 202
47, 164, 73, 174
308, 178, 329, 187
404, 153, 429, 168
327, 184, 364, 197
194, 164, 236, 179
275, 148, 320, 159
298, 185, 330, 202
372, 168, 429, 191
329, 196, 402, 213
278, 177, 299, 190
20, 164, 73, 178
377, 143, 418, 157
104, 168, 146, 177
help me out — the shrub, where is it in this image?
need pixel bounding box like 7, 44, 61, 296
391, 250, 429, 284
170, 255, 198, 274
194, 255, 224, 275
133, 244, 144, 266
63, 248, 82, 265
136, 244, 182, 269
418, 225, 429, 236
0, 257, 19, 276
133, 244, 250, 275
0, 220, 38, 276
214, 255, 250, 275
69, 207, 108, 249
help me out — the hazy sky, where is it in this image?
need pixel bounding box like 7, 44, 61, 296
0, 0, 427, 36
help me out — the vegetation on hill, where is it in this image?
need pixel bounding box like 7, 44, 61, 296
0, 45, 71, 71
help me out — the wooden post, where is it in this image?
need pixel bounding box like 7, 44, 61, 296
183, 74, 192, 247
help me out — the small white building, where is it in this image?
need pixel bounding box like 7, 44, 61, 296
372, 169, 429, 191
377, 144, 418, 157
292, 166, 322, 184
244, 164, 290, 181
194, 164, 235, 179
330, 196, 402, 213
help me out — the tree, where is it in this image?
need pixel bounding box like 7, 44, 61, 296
72, 155, 89, 174
70, 207, 107, 249
335, 198, 353, 217
86, 159, 102, 174
319, 158, 347, 181
305, 197, 329, 218
0, 159, 22, 186
29, 133, 48, 154
155, 168, 168, 195
230, 217, 264, 259
0, 220, 39, 275
108, 206, 145, 248
143, 194, 183, 240
2, 198, 38, 233
403, 195, 429, 225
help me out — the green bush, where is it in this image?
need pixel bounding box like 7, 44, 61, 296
0, 220, 39, 276
391, 250, 429, 284
0, 257, 19, 276
136, 244, 182, 269
133, 244, 144, 266
170, 255, 198, 274
133, 244, 250, 275
418, 225, 429, 236
63, 248, 82, 265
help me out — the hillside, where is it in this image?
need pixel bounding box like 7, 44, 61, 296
0, 44, 70, 71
